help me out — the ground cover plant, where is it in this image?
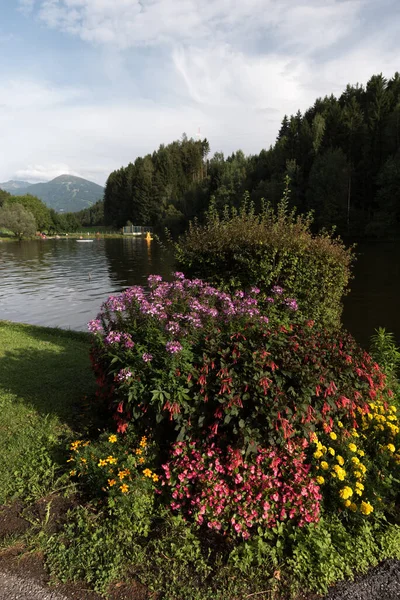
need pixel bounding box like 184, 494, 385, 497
45, 273, 400, 598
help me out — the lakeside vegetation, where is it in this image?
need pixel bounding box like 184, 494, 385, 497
1, 71, 400, 599
0, 195, 399, 599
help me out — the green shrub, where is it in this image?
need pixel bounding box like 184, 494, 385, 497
370, 327, 400, 393
173, 182, 354, 329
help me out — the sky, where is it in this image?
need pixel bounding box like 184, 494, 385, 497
0, 0, 400, 186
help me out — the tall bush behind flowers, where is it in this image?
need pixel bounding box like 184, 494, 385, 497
87, 273, 400, 541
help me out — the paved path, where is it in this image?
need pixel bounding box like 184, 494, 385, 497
0, 571, 69, 600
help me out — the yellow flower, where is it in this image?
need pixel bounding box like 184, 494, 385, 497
143, 468, 153, 478
314, 450, 323, 459
354, 470, 363, 479
390, 405, 397, 413
358, 449, 365, 457
108, 435, 117, 443
70, 440, 83, 451
355, 489, 363, 496
360, 501, 373, 515
349, 503, 358, 512
348, 443, 357, 452
135, 448, 143, 455
344, 499, 351, 507
328, 447, 335, 456
140, 436, 147, 448
118, 470, 127, 480
108, 478, 117, 487
139, 457, 145, 464
152, 474, 159, 482
339, 486, 353, 500
333, 465, 346, 481
330, 432, 337, 440
98, 459, 108, 467
351, 456, 360, 465
355, 482, 364, 490
120, 483, 129, 493
337, 421, 344, 428
320, 461, 329, 470
69, 470, 77, 476
80, 457, 87, 464
359, 464, 367, 474
107, 456, 118, 464
386, 444, 396, 453
337, 455, 345, 466
316, 476, 325, 485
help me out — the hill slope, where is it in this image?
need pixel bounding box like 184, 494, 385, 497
7, 175, 104, 212
0, 180, 32, 192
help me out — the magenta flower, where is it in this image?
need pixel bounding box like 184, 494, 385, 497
142, 352, 153, 362
166, 341, 183, 354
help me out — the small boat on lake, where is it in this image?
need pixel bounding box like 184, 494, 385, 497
76, 239, 94, 243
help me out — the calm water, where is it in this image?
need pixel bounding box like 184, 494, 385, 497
0, 238, 398, 349
0, 238, 174, 331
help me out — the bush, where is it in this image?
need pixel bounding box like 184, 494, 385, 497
172, 184, 354, 329
88, 274, 400, 542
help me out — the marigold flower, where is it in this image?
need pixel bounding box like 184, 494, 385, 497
328, 447, 335, 456
69, 470, 77, 476
108, 435, 117, 443
139, 457, 145, 464
330, 432, 337, 440
120, 483, 129, 493
337, 421, 344, 428
107, 456, 118, 464
360, 501, 373, 515
339, 486, 353, 500
349, 503, 358, 512
98, 459, 108, 467
348, 443, 357, 452
135, 448, 143, 455
108, 479, 117, 487
320, 461, 329, 470
143, 468, 153, 478
358, 450, 365, 457
386, 444, 396, 453
152, 474, 159, 482
344, 499, 351, 507
351, 456, 360, 465
337, 455, 345, 466
316, 476, 325, 485
314, 450, 323, 459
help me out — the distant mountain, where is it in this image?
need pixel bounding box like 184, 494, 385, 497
3, 175, 104, 213
0, 180, 33, 192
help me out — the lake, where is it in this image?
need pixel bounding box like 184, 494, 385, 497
0, 237, 398, 349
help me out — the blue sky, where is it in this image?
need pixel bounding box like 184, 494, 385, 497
1, 0, 399, 185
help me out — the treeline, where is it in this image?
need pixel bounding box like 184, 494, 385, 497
103, 72, 400, 237
0, 190, 104, 235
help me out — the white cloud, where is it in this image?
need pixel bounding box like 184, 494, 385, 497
15, 164, 81, 182
30, 0, 364, 51
18, 0, 36, 16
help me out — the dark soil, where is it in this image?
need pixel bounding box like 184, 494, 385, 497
0, 501, 30, 539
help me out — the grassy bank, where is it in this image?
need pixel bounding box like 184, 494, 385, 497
0, 321, 96, 503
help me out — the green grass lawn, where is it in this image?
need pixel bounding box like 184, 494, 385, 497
0, 321, 96, 503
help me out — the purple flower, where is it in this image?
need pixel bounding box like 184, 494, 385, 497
105, 331, 122, 345
284, 298, 298, 311
174, 272, 185, 280
147, 274, 163, 287
166, 341, 183, 354
88, 319, 103, 333
116, 368, 132, 382
142, 352, 153, 362
271, 285, 283, 295
250, 286, 260, 295
266, 297, 274, 303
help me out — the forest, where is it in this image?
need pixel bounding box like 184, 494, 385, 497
103, 72, 400, 238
